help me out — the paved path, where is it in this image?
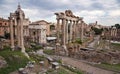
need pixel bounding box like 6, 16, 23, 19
36, 50, 117, 74
62, 57, 116, 74
87, 36, 100, 49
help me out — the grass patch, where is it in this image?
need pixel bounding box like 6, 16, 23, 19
0, 47, 29, 74
28, 53, 45, 62
74, 38, 82, 44
43, 49, 55, 55
26, 45, 43, 52
95, 63, 120, 72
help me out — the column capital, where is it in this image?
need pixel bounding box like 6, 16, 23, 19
73, 20, 75, 23
69, 20, 72, 21
61, 18, 66, 21
81, 20, 84, 23
56, 18, 60, 20
66, 19, 68, 22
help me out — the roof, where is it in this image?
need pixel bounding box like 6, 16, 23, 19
47, 37, 56, 40
47, 57, 53, 61
31, 20, 50, 25
0, 17, 8, 21
52, 62, 59, 65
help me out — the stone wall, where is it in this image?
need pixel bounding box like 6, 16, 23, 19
69, 49, 120, 64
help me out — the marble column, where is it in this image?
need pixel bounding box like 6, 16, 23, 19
75, 21, 79, 38
115, 29, 117, 36
56, 19, 60, 43
70, 20, 72, 42
9, 17, 14, 50
62, 18, 66, 45
81, 21, 84, 42
65, 20, 68, 44
17, 20, 21, 47
72, 21, 76, 41
14, 19, 17, 38
38, 29, 41, 43
37, 29, 38, 43
19, 18, 25, 52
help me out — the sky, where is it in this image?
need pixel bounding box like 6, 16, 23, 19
0, 0, 120, 26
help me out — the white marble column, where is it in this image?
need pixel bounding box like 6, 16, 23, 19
19, 18, 25, 52
17, 20, 21, 47
75, 21, 79, 38
38, 29, 41, 43
70, 20, 72, 42
14, 19, 17, 38
62, 18, 66, 45
9, 18, 14, 50
73, 21, 76, 41
66, 20, 68, 44
115, 29, 117, 36
81, 21, 84, 42
56, 19, 60, 43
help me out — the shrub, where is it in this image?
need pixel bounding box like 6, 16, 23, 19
43, 49, 55, 55
26, 45, 43, 52
75, 38, 82, 44
29, 53, 45, 62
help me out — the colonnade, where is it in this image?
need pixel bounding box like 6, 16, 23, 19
55, 10, 84, 55
111, 27, 117, 37
56, 18, 80, 45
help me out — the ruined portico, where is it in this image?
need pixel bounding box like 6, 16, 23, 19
55, 10, 83, 55
9, 4, 25, 52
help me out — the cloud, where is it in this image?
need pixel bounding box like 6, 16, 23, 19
75, 10, 106, 24
109, 10, 120, 17
0, 0, 120, 26
77, 10, 105, 16
23, 8, 54, 22
96, 0, 120, 9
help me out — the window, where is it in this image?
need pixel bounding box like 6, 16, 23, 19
33, 31, 36, 35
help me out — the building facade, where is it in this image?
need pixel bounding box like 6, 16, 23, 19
0, 17, 9, 37
29, 20, 50, 44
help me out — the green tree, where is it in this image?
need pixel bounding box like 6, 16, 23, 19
50, 25, 55, 30
115, 24, 120, 29
92, 27, 103, 35
4, 33, 10, 39
75, 38, 82, 44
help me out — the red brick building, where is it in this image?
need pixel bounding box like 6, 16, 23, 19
0, 17, 9, 37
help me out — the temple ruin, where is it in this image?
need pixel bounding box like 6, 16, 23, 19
55, 10, 84, 55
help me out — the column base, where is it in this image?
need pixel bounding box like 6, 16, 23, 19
21, 47, 29, 58
21, 47, 25, 53
21, 47, 29, 59
11, 46, 15, 51
69, 39, 72, 43
62, 45, 68, 56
